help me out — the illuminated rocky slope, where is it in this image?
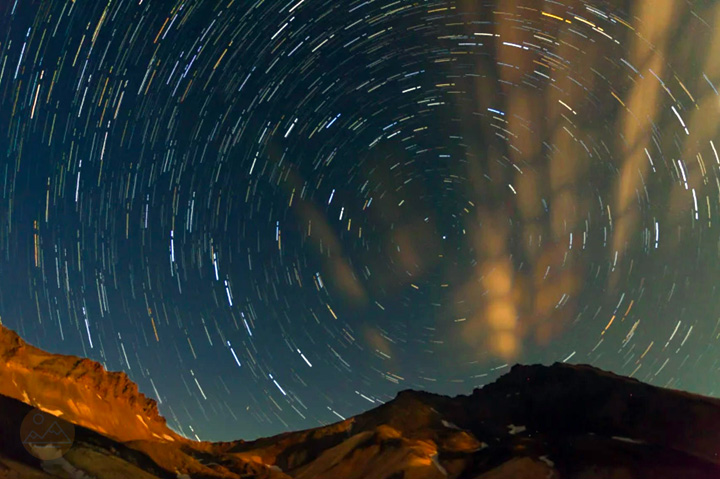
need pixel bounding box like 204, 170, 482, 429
2, 323, 720, 478
0, 324, 179, 444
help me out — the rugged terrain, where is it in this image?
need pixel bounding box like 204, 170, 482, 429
0, 324, 178, 444
2, 323, 720, 478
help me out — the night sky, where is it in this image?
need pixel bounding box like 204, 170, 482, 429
1, 0, 719, 441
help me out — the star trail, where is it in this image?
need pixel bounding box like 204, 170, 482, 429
1, 0, 720, 441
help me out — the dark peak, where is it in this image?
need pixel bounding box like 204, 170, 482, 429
394, 388, 453, 400
395, 363, 628, 405
487, 362, 642, 387
389, 388, 452, 413
395, 388, 416, 397
505, 361, 603, 376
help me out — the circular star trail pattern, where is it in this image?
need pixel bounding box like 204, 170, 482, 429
1, 0, 720, 440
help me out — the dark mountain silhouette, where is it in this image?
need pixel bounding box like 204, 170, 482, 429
1, 323, 720, 478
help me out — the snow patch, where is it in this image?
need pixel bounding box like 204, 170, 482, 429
539, 455, 555, 467
32, 445, 63, 462
40, 453, 93, 478
611, 436, 646, 444
471, 442, 489, 452
441, 420, 461, 430
507, 424, 526, 435
37, 405, 64, 417
136, 414, 149, 429
431, 454, 448, 476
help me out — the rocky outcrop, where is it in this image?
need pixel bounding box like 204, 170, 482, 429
0, 324, 178, 444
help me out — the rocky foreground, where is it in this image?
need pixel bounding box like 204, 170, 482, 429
1, 323, 720, 478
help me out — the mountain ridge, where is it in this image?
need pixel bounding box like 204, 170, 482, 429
0, 323, 180, 444
2, 322, 720, 478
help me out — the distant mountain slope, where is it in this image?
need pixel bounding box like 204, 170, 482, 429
2, 323, 720, 478
225, 364, 720, 479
